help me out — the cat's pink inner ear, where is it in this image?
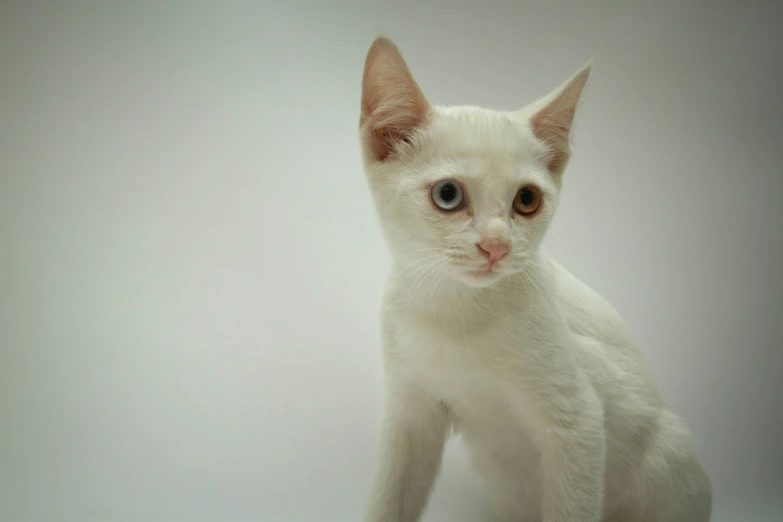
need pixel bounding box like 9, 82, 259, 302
360, 38, 430, 161
530, 65, 591, 174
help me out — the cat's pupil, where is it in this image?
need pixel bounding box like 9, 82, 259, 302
440, 183, 457, 202
520, 188, 534, 207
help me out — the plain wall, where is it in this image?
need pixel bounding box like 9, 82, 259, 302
1, 1, 781, 521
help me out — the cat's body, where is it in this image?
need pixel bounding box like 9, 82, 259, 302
377, 249, 710, 522
360, 38, 711, 522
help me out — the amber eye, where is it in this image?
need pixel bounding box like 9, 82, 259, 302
513, 186, 542, 216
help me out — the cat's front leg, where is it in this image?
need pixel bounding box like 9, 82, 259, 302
531, 374, 606, 522
365, 379, 450, 522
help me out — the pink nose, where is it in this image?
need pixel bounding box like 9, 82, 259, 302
477, 241, 510, 263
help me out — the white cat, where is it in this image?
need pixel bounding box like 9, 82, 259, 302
358, 38, 712, 522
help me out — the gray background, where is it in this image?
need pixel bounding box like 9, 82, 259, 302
1, 1, 781, 521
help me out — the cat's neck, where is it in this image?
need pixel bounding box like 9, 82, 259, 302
386, 248, 555, 325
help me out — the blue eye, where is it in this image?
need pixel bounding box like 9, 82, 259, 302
431, 181, 464, 211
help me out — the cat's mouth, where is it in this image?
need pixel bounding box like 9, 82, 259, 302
458, 265, 509, 287
450, 256, 517, 285
464, 265, 502, 280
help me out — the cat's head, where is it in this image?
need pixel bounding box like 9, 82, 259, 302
359, 38, 589, 289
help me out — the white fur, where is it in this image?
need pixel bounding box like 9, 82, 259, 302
360, 39, 711, 522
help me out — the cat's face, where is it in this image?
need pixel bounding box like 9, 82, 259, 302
360, 38, 589, 289
366, 108, 563, 289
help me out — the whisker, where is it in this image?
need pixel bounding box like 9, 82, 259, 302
515, 270, 534, 312
453, 273, 473, 316
414, 256, 450, 302
392, 247, 443, 260
527, 266, 554, 303
427, 258, 452, 305
405, 255, 446, 302
390, 252, 444, 286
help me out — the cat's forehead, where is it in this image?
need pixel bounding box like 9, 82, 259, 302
430, 106, 541, 160
421, 106, 548, 186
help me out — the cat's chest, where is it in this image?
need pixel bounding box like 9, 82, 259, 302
392, 319, 524, 424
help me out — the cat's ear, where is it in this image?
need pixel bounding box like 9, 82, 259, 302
527, 64, 591, 174
360, 37, 431, 162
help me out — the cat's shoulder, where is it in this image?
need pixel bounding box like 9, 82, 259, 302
547, 256, 634, 347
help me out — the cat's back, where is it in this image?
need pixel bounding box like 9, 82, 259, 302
545, 251, 663, 406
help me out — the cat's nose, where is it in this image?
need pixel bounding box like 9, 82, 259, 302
477, 240, 510, 263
